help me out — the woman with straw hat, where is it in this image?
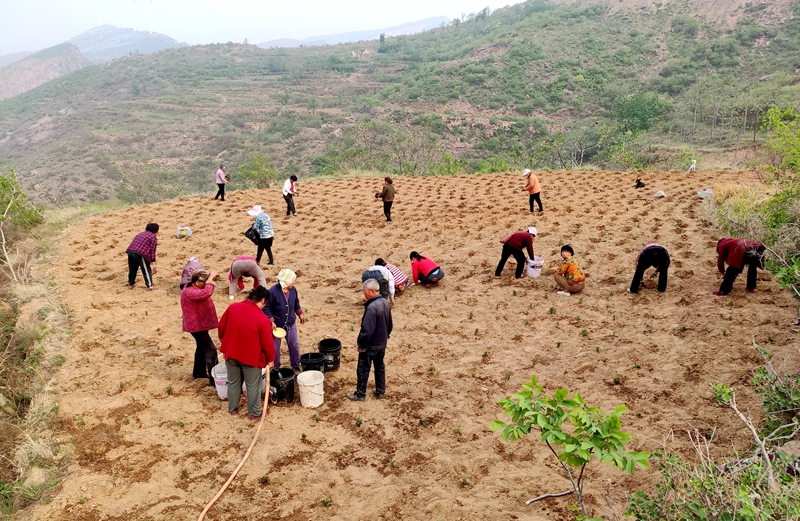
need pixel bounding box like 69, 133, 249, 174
263, 269, 305, 372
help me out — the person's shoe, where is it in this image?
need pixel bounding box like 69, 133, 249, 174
251, 414, 262, 421
746, 289, 755, 294
373, 392, 385, 400
347, 392, 365, 402
712, 291, 727, 296
557, 290, 571, 296
146, 286, 157, 291
128, 284, 135, 289
229, 409, 239, 416
627, 288, 636, 294
267, 261, 274, 265
425, 284, 433, 288
291, 365, 301, 373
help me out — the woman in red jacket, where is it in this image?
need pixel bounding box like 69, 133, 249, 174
409, 251, 444, 288
180, 269, 219, 386
713, 237, 765, 296
218, 286, 275, 419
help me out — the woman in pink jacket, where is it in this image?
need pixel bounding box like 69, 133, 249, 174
409, 251, 444, 288
181, 269, 220, 385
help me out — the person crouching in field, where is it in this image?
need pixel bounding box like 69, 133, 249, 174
347, 278, 393, 402
218, 286, 275, 420
376, 177, 395, 222
379, 258, 410, 297
714, 238, 766, 296
410, 251, 444, 287
362, 259, 394, 301
180, 256, 205, 290
629, 244, 670, 294
522, 169, 543, 213
554, 244, 585, 296
181, 269, 219, 386
495, 227, 537, 279
126, 223, 159, 290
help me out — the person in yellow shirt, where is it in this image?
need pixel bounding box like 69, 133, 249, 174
522, 169, 543, 213
554, 245, 585, 296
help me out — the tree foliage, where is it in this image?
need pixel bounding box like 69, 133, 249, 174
239, 153, 278, 189
761, 107, 800, 175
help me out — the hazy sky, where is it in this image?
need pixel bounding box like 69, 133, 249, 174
0, 0, 523, 54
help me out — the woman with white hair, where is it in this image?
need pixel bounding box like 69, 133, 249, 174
263, 269, 305, 372
247, 205, 275, 265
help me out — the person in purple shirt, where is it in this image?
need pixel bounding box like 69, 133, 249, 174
126, 223, 159, 290
214, 165, 229, 201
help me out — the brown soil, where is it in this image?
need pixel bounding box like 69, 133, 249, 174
28, 170, 798, 520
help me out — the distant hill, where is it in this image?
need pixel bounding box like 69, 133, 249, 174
0, 51, 34, 69
0, 43, 86, 101
68, 24, 187, 64
258, 16, 450, 48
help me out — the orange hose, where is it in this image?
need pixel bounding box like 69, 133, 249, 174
198, 370, 270, 521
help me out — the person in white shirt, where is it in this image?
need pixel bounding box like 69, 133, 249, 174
282, 175, 298, 216
362, 258, 395, 302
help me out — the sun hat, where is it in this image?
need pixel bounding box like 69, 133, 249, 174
247, 205, 264, 216
522, 169, 531, 176
528, 226, 538, 236
277, 269, 297, 289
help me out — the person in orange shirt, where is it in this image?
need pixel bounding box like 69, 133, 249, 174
522, 169, 543, 213
554, 244, 585, 296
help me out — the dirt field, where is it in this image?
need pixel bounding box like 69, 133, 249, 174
27, 171, 799, 520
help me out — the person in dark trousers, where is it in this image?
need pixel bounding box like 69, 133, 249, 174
409, 251, 444, 287
495, 226, 537, 279
248, 205, 274, 265
522, 169, 543, 213
180, 269, 220, 385
714, 238, 766, 296
263, 269, 305, 372
214, 165, 228, 201
348, 278, 393, 401
629, 243, 670, 294
376, 177, 395, 222
126, 223, 159, 290
282, 175, 298, 216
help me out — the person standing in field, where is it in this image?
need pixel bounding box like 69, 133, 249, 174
713, 238, 766, 296
376, 177, 395, 222
522, 169, 543, 213
554, 244, 586, 296
248, 205, 274, 265
347, 278, 393, 401
214, 165, 229, 201
180, 269, 220, 386
218, 286, 275, 420
126, 223, 159, 290
495, 227, 537, 279
282, 175, 298, 216
628, 243, 670, 294
263, 269, 305, 373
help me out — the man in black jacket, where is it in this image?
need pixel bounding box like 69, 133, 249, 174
348, 278, 393, 401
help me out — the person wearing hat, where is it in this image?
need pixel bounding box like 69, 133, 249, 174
214, 165, 229, 201
554, 244, 585, 296
263, 269, 305, 372
522, 169, 543, 213
495, 227, 537, 279
248, 205, 275, 265
180, 269, 220, 385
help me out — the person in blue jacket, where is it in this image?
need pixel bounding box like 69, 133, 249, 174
263, 269, 305, 372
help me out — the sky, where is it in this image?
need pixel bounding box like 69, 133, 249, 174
0, 0, 524, 54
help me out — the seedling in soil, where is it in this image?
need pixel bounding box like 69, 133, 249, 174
634, 364, 641, 369
78, 494, 86, 504
524, 319, 529, 325
513, 333, 520, 340
595, 346, 600, 353
768, 335, 774, 343
434, 324, 438, 330
471, 372, 476, 377
612, 314, 616, 320
505, 372, 511, 380
406, 342, 412, 348
549, 307, 555, 314
389, 459, 395, 468
469, 311, 473, 319
428, 365, 436, 372
355, 417, 362, 427
613, 377, 621, 385
533, 358, 538, 366
175, 421, 184, 427
76, 414, 84, 425
680, 296, 686, 303
302, 433, 308, 441
315, 414, 321, 421
419, 419, 429, 426
478, 403, 485, 409
461, 477, 468, 487
166, 386, 173, 395
564, 370, 568, 375
322, 497, 332, 507
576, 315, 581, 321
124, 415, 131, 424
258, 476, 270, 485
581, 329, 588, 337
556, 342, 562, 348
482, 350, 488, 358
722, 329, 727, 336
579, 298, 583, 304
507, 451, 515, 457
681, 326, 686, 331
349, 324, 354, 331
513, 290, 517, 296
456, 428, 462, 435
342, 448, 348, 454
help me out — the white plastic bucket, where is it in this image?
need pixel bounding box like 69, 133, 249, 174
242, 368, 267, 397
297, 370, 324, 409
698, 189, 713, 199
211, 363, 228, 401
527, 256, 544, 278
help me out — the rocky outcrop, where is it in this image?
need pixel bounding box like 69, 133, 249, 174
0, 43, 86, 101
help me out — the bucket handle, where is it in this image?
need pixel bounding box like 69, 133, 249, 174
300, 384, 324, 396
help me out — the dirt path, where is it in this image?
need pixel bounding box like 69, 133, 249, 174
27, 171, 798, 520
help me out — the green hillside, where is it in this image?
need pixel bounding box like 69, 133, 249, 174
0, 0, 798, 204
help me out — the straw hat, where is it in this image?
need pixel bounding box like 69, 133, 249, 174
247, 205, 264, 216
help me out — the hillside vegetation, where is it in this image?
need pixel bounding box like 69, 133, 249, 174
0, 0, 798, 204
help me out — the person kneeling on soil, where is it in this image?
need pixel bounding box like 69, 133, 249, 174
218, 286, 275, 420
629, 243, 670, 294
380, 259, 410, 296
410, 251, 444, 287
362, 259, 394, 301
713, 237, 766, 296
495, 227, 537, 279
347, 279, 393, 401
181, 269, 220, 385
554, 245, 585, 296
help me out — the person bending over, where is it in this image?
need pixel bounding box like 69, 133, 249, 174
629, 243, 670, 294
714, 238, 765, 296
410, 251, 444, 288
496, 227, 537, 279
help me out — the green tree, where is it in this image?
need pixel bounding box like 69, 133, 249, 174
761, 107, 800, 175
615, 93, 668, 134
239, 153, 278, 189
1, 169, 42, 282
